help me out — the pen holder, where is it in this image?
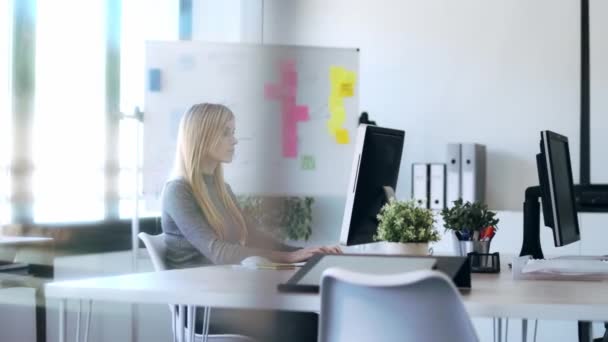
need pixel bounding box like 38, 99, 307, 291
455, 240, 491, 257
467, 252, 500, 273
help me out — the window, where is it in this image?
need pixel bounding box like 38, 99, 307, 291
33, 0, 106, 222
2, 0, 180, 223
119, 0, 178, 218
0, 1, 13, 225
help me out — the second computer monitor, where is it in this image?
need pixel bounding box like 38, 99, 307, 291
339, 125, 405, 246
538, 130, 580, 246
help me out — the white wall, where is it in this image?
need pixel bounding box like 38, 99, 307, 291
262, 0, 581, 211
192, 0, 265, 44
192, 0, 242, 42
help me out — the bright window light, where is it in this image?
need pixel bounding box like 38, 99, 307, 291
119, 0, 178, 218
0, 0, 13, 225
33, 0, 106, 222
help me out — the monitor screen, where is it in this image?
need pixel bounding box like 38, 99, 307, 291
540, 131, 580, 246
339, 125, 405, 246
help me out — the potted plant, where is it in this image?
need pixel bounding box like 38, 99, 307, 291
440, 199, 499, 255
374, 199, 440, 255
238, 195, 314, 241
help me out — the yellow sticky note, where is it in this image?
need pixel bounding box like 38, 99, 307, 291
328, 66, 356, 142
341, 70, 356, 97
328, 120, 340, 136
336, 129, 350, 144
330, 66, 343, 83
343, 70, 356, 84
340, 82, 354, 97
329, 95, 343, 109
333, 108, 346, 122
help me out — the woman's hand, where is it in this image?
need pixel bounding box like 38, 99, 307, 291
274, 245, 342, 264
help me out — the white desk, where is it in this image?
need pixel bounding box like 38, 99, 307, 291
46, 264, 608, 341
0, 237, 52, 245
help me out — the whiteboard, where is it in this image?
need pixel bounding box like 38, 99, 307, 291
143, 42, 359, 209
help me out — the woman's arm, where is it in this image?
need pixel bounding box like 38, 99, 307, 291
224, 184, 300, 252
163, 180, 273, 265
246, 226, 301, 252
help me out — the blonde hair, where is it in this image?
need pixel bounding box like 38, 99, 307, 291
171, 103, 248, 243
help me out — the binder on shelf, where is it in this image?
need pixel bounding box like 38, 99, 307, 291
429, 163, 446, 210
461, 143, 486, 204
412, 163, 429, 208
446, 144, 461, 208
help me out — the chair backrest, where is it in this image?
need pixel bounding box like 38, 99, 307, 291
319, 269, 478, 342
138, 232, 168, 272
138, 232, 177, 317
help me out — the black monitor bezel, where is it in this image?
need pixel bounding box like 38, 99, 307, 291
541, 130, 580, 246
339, 125, 405, 246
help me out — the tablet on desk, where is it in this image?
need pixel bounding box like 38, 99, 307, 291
277, 254, 437, 293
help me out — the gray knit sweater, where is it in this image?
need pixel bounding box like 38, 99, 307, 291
161, 175, 298, 269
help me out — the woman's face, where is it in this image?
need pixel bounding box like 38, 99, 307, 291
208, 118, 237, 163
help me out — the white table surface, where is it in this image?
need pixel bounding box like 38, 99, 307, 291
0, 236, 53, 245
45, 263, 608, 322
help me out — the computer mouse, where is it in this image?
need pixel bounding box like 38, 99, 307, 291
240, 256, 272, 268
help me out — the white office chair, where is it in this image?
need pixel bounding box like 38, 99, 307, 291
319, 268, 479, 342
138, 232, 256, 342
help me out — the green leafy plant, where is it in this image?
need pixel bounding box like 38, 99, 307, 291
440, 199, 499, 232
238, 196, 314, 241
374, 199, 440, 243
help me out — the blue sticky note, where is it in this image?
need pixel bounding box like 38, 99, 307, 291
148, 68, 161, 92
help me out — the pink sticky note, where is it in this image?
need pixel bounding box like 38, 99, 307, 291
282, 111, 297, 158
283, 70, 297, 87
266, 58, 310, 158
283, 84, 297, 99
292, 105, 309, 121
280, 59, 296, 73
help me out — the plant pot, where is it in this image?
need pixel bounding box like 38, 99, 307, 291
382, 242, 430, 256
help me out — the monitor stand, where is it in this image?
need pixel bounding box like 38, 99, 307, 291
521, 185, 544, 259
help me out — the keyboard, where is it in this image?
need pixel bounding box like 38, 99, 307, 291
523, 258, 608, 275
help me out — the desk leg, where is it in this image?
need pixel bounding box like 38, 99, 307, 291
76, 300, 82, 341
178, 305, 186, 342
59, 299, 66, 342
84, 300, 92, 342
578, 321, 593, 342
203, 306, 211, 342
172, 306, 178, 342
522, 319, 528, 342
35, 289, 47, 342
497, 318, 503, 342
187, 305, 195, 342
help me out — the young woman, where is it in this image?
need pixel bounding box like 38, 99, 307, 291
161, 103, 340, 341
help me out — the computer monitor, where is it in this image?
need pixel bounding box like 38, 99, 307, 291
521, 130, 580, 258
538, 130, 580, 246
339, 125, 405, 246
